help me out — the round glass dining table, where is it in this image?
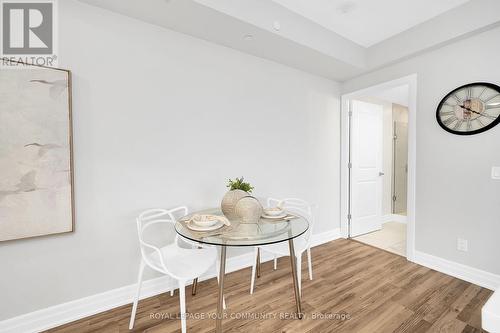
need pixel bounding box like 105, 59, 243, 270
175, 208, 309, 333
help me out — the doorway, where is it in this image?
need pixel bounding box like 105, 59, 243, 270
340, 75, 417, 259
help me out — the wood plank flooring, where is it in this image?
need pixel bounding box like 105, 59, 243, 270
46, 239, 493, 333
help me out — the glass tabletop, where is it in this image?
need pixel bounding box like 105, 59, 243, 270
175, 208, 309, 247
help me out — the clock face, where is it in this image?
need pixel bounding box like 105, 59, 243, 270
436, 82, 500, 135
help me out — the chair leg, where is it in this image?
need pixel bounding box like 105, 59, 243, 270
179, 281, 187, 333
273, 255, 277, 270
297, 254, 302, 297
307, 247, 313, 280
170, 277, 175, 296
129, 260, 145, 330
192, 245, 201, 296
250, 247, 258, 294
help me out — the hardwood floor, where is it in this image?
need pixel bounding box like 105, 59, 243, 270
46, 239, 493, 333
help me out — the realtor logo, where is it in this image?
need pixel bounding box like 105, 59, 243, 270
1, 0, 57, 66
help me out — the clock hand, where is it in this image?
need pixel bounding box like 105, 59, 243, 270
459, 104, 482, 115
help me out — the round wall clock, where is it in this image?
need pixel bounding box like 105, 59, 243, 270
436, 82, 500, 135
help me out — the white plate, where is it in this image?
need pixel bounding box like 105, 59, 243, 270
261, 213, 288, 220
263, 208, 285, 216
191, 214, 219, 227
186, 220, 225, 231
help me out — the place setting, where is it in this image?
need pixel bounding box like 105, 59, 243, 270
261, 206, 300, 223
182, 214, 230, 232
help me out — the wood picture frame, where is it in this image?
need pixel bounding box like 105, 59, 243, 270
0, 58, 74, 242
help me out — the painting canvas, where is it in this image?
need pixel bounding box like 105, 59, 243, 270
0, 60, 73, 241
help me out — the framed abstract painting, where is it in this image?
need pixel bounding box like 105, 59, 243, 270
0, 59, 74, 242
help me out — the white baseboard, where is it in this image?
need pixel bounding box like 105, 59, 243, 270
0, 228, 341, 333
310, 228, 341, 247
382, 214, 407, 224
413, 250, 500, 291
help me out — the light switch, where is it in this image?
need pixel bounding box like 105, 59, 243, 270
492, 167, 500, 180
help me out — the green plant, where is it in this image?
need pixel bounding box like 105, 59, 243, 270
227, 177, 254, 193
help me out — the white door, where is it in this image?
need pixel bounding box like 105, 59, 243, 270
350, 100, 383, 237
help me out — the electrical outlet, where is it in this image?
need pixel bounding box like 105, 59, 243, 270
492, 167, 500, 180
457, 238, 468, 252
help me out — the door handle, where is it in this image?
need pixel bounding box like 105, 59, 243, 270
379, 172, 385, 176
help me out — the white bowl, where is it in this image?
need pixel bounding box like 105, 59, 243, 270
191, 214, 219, 227
263, 207, 285, 216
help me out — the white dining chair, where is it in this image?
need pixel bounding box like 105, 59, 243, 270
129, 207, 218, 333
250, 198, 316, 296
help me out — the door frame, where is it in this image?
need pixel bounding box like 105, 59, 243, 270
340, 74, 417, 261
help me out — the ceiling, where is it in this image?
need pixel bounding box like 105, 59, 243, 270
77, 0, 500, 81
271, 0, 471, 47
371, 85, 410, 107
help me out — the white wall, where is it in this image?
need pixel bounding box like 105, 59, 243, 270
0, 0, 340, 320
393, 104, 409, 123
343, 26, 500, 276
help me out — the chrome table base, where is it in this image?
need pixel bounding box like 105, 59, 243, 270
215, 240, 302, 332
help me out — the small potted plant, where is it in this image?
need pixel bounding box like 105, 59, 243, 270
221, 177, 254, 218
